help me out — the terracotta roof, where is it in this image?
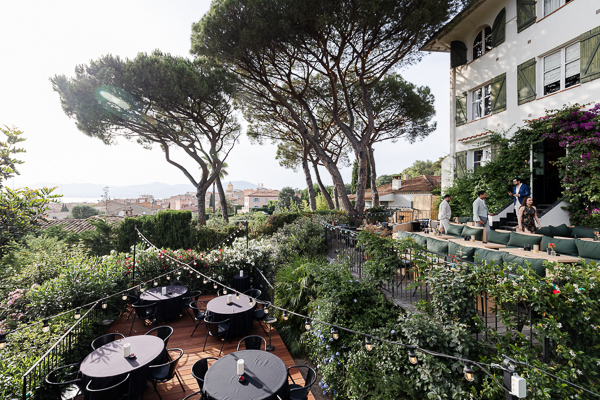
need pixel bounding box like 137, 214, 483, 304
349, 175, 441, 200
39, 216, 123, 233
245, 189, 280, 197
458, 131, 491, 142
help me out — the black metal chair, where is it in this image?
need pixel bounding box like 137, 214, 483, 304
190, 300, 208, 337
253, 303, 269, 334
237, 335, 267, 351
45, 363, 82, 400
147, 348, 185, 400
86, 373, 130, 400
182, 392, 203, 400
129, 302, 157, 335
125, 291, 140, 321
244, 288, 262, 300
191, 357, 219, 392
91, 333, 125, 350
145, 325, 173, 349
287, 365, 316, 400
202, 316, 230, 356
183, 290, 203, 321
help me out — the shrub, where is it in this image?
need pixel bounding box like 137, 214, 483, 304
272, 216, 326, 263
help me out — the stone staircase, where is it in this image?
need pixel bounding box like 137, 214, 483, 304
494, 203, 552, 231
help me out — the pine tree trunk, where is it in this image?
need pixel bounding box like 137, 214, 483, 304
368, 147, 380, 207
196, 186, 207, 226
216, 176, 229, 223
333, 185, 339, 209
312, 160, 334, 209
302, 153, 317, 211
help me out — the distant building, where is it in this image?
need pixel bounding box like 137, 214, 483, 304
349, 175, 441, 208
241, 184, 279, 213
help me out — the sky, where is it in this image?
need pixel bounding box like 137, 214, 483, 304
0, 0, 450, 196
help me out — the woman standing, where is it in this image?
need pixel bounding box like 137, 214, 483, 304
518, 196, 541, 233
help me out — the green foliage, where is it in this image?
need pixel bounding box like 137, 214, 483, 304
400, 157, 443, 179
271, 216, 326, 263
277, 186, 300, 211
60, 203, 68, 212
538, 103, 600, 224
115, 211, 195, 252
0, 127, 58, 257
351, 160, 371, 194
68, 204, 100, 219
358, 230, 403, 287
445, 129, 539, 216
375, 174, 394, 187
258, 212, 302, 236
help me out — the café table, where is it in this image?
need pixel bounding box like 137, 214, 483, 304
502, 247, 581, 263
413, 232, 456, 240
79, 335, 165, 399
207, 294, 254, 337
140, 285, 188, 322
233, 274, 251, 293
203, 350, 289, 400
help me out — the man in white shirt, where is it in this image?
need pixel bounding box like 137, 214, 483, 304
473, 190, 494, 239
438, 194, 451, 234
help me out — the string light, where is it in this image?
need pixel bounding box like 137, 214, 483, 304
263, 302, 270, 314
365, 336, 373, 351
283, 311, 289, 321
331, 327, 339, 340
74, 308, 81, 320
0, 333, 7, 349
42, 320, 50, 333
166, 274, 171, 281
463, 363, 475, 382
122, 293, 128, 301
305, 318, 311, 331
223, 288, 228, 295
236, 292, 240, 300
408, 347, 418, 365
203, 277, 208, 284
213, 282, 218, 290
154, 280, 158, 287
249, 297, 254, 306
101, 300, 108, 309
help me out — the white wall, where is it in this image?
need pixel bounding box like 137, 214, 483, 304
540, 201, 572, 226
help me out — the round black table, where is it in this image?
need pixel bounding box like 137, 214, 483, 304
79, 335, 165, 399
203, 350, 289, 400
140, 285, 188, 322
233, 274, 251, 293
207, 294, 254, 337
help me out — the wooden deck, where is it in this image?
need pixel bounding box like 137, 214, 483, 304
108, 295, 314, 400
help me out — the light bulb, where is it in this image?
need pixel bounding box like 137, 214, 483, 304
0, 334, 6, 349
408, 348, 418, 365
283, 311, 289, 321
42, 320, 50, 333
464, 364, 475, 382
365, 336, 373, 351
101, 300, 108, 309
264, 303, 269, 314
203, 278, 208, 284
166, 274, 171, 280
154, 280, 158, 286
305, 318, 311, 331
74, 308, 81, 320
213, 282, 218, 290
122, 293, 128, 301
236, 292, 240, 300
223, 288, 228, 295
331, 327, 339, 340
249, 297, 254, 306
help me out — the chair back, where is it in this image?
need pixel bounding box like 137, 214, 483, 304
237, 335, 267, 351
205, 317, 229, 337
133, 302, 156, 319
183, 290, 202, 306
190, 300, 208, 320
244, 288, 262, 299
288, 365, 317, 389
191, 357, 218, 390
45, 362, 82, 397
145, 325, 173, 348
149, 348, 184, 381
91, 333, 125, 350
86, 373, 130, 399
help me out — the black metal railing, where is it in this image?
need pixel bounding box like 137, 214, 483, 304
323, 222, 538, 349
21, 303, 100, 400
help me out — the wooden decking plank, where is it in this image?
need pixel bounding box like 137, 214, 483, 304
107, 295, 314, 400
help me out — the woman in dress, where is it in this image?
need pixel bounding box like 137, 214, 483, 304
518, 196, 541, 233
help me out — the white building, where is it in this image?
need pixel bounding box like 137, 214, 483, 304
422, 0, 600, 212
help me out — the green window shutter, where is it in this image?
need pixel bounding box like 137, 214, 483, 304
517, 58, 536, 105
490, 143, 501, 161
455, 151, 467, 178
580, 26, 600, 83
491, 8, 506, 47
451, 41, 468, 68
456, 91, 467, 126
491, 73, 507, 114
516, 0, 536, 33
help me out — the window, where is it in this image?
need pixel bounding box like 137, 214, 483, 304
471, 84, 491, 120
472, 27, 492, 60
473, 150, 484, 169
253, 198, 260, 203
543, 42, 580, 95
544, 0, 572, 17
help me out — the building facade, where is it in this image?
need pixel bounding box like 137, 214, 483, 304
241, 185, 279, 213
423, 0, 600, 206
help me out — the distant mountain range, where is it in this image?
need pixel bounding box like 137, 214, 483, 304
30, 181, 258, 200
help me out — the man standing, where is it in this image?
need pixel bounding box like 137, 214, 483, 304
473, 190, 494, 239
438, 194, 451, 234
508, 177, 530, 214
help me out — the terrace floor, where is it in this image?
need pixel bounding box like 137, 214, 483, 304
107, 295, 314, 400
